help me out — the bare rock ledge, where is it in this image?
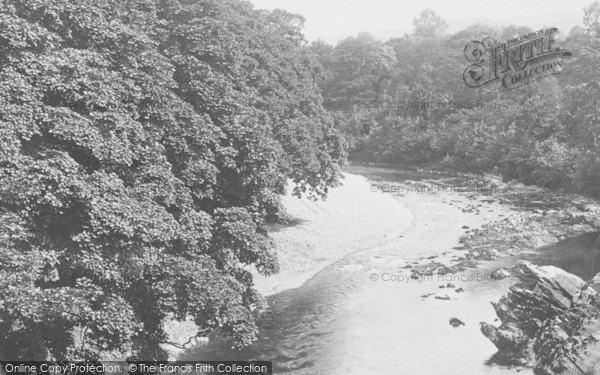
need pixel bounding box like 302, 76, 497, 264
481, 261, 600, 374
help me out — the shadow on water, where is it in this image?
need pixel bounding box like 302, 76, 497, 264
184, 258, 526, 374
346, 164, 450, 183
523, 232, 600, 281
182, 266, 356, 373
265, 217, 308, 234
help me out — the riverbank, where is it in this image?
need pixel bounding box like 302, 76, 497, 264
181, 164, 600, 373
255, 165, 514, 297
348, 164, 600, 280
186, 166, 524, 373
253, 173, 413, 296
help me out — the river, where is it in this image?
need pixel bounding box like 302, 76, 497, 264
183, 166, 560, 374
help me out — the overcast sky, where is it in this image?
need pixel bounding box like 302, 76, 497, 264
248, 0, 592, 44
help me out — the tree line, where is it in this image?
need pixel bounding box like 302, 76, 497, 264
314, 5, 600, 197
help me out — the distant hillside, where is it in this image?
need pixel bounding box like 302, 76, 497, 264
448, 11, 583, 37
313, 11, 583, 44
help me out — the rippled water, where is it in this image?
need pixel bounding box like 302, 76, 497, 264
186, 244, 535, 374
184, 166, 597, 374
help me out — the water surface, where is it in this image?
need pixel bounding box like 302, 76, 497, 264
186, 167, 578, 374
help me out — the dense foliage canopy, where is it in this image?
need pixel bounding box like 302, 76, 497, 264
316, 5, 600, 197
0, 0, 345, 360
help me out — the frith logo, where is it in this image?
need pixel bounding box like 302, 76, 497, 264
463, 28, 572, 90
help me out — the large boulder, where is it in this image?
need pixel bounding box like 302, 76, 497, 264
481, 261, 600, 374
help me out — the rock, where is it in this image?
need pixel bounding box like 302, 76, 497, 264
435, 295, 451, 301
437, 260, 480, 275
455, 287, 465, 293
481, 261, 600, 373
589, 273, 600, 293
480, 322, 530, 364
504, 248, 517, 256
449, 318, 465, 327
436, 266, 455, 275
483, 173, 507, 189
411, 262, 445, 277
485, 248, 502, 260
454, 260, 477, 269
447, 283, 455, 288
490, 268, 512, 280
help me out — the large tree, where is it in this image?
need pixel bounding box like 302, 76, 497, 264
0, 0, 345, 360
412, 9, 448, 40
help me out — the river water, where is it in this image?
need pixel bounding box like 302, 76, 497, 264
187, 256, 529, 374
184, 167, 558, 374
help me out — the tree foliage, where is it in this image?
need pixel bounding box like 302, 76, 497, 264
318, 4, 600, 197
0, 0, 345, 360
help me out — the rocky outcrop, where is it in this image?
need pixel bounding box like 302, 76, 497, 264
411, 260, 478, 278
481, 261, 600, 374
590, 274, 600, 293
490, 267, 512, 280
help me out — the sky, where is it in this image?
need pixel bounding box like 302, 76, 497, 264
248, 0, 592, 44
